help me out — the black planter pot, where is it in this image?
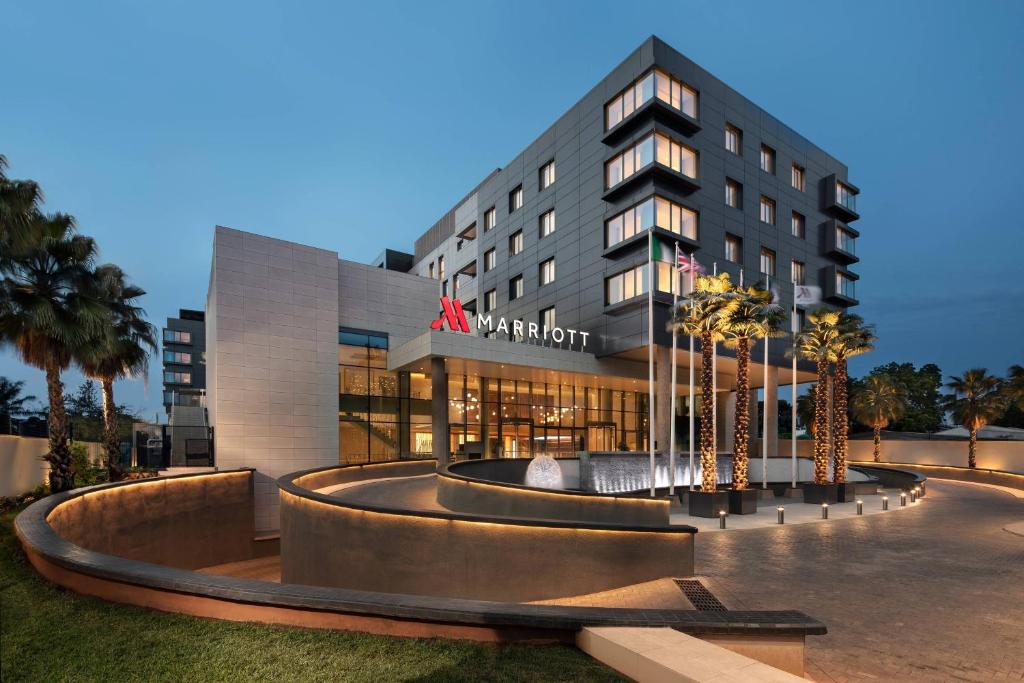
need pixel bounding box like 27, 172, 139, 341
728, 489, 759, 515
837, 482, 859, 502
687, 491, 730, 518
802, 483, 839, 504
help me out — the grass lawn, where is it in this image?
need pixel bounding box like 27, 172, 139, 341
0, 508, 624, 682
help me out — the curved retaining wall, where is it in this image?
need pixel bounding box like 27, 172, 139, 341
438, 460, 669, 525
280, 463, 695, 602
44, 469, 256, 570
853, 461, 1021, 491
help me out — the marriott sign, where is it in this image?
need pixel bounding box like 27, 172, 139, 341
430, 296, 589, 351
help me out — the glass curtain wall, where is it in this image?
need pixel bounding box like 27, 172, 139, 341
338, 330, 432, 464
447, 376, 650, 460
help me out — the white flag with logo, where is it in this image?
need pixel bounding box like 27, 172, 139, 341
794, 285, 822, 306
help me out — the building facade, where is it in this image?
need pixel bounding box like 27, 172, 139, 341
206, 36, 860, 531
162, 308, 206, 414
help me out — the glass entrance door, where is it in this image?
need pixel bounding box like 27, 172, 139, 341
501, 421, 532, 458
586, 423, 616, 452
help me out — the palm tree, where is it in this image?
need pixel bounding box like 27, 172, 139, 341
1002, 365, 1024, 412
792, 309, 841, 484
721, 284, 785, 490
796, 387, 817, 438
851, 376, 905, 462
670, 272, 734, 492
77, 265, 156, 481
0, 376, 36, 433
831, 314, 876, 483
0, 154, 43, 251
0, 213, 106, 492
943, 369, 1007, 468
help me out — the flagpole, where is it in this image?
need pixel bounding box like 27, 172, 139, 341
762, 275, 769, 490
791, 281, 798, 489
648, 230, 656, 497
712, 261, 718, 473
669, 243, 679, 496
688, 265, 695, 491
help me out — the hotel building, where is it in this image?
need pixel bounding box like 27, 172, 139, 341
206, 36, 861, 531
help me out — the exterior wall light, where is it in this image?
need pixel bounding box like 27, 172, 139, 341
777, 506, 785, 524
882, 495, 889, 510
821, 502, 829, 519
719, 509, 727, 529
856, 500, 863, 515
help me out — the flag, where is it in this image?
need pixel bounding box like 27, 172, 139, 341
794, 285, 822, 306
676, 252, 704, 273
650, 237, 662, 262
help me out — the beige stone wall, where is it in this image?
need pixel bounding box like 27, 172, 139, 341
207, 227, 340, 532
0, 436, 103, 498
767, 437, 1024, 474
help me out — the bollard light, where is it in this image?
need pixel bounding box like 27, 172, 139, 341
856, 499, 863, 515
719, 510, 727, 529
900, 492, 907, 507
777, 506, 785, 524
910, 489, 917, 503
882, 495, 889, 510
821, 502, 829, 519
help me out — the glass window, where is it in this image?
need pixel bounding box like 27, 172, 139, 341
540, 307, 556, 331
484, 288, 496, 313
163, 371, 191, 384
791, 211, 805, 238
163, 329, 191, 344
725, 124, 742, 155
725, 234, 742, 263
606, 133, 677, 189
654, 133, 696, 178
759, 196, 776, 225
438, 255, 445, 280
509, 185, 523, 213
509, 230, 523, 256
509, 275, 523, 300
725, 178, 741, 209
539, 258, 555, 285
484, 206, 496, 231
163, 350, 191, 364
484, 248, 496, 272
760, 145, 775, 174
604, 69, 698, 130
605, 263, 650, 305
428, 262, 434, 279
837, 226, 856, 254
539, 209, 555, 238
539, 160, 555, 190
791, 164, 805, 191
791, 260, 805, 285
836, 182, 857, 211
838, 272, 856, 298
760, 247, 776, 277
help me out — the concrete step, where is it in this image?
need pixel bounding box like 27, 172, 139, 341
577, 626, 805, 682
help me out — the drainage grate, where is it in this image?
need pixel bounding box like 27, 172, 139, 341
674, 579, 727, 611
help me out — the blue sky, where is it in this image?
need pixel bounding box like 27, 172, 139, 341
2, 0, 1022, 416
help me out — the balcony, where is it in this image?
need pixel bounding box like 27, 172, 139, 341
603, 162, 700, 203
602, 97, 701, 146
821, 173, 860, 222
822, 265, 859, 306
824, 220, 860, 264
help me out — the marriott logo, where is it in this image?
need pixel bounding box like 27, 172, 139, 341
429, 296, 589, 351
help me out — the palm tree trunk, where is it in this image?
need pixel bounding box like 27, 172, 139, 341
700, 332, 717, 493
731, 337, 750, 490
968, 427, 977, 468
44, 361, 74, 492
100, 377, 122, 481
833, 357, 849, 483
813, 359, 829, 485
873, 425, 881, 462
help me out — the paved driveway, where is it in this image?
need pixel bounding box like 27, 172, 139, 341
695, 480, 1024, 681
